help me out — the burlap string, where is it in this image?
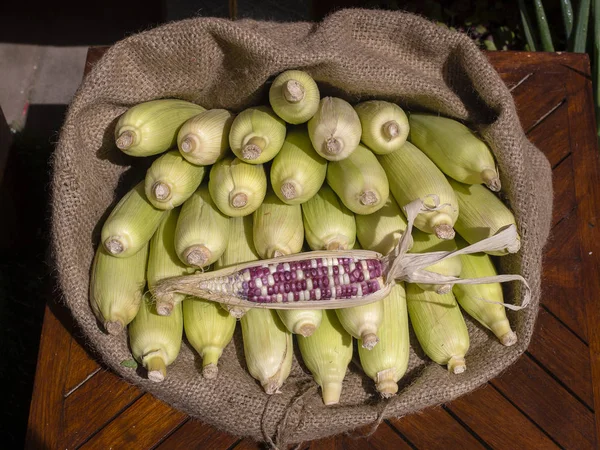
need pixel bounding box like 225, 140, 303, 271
51, 8, 553, 446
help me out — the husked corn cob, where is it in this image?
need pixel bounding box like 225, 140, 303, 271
354, 100, 409, 155
269, 70, 320, 124
229, 106, 286, 164
177, 109, 234, 165
409, 113, 501, 191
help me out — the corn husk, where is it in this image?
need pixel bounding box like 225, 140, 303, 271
270, 128, 327, 205
115, 99, 205, 156
101, 181, 167, 257
90, 243, 148, 335
355, 100, 409, 155
229, 106, 287, 164
145, 150, 206, 210
358, 283, 409, 397
177, 109, 234, 165
175, 184, 230, 268
406, 283, 469, 374
241, 308, 293, 394
409, 229, 462, 294
409, 113, 500, 191
128, 293, 183, 382
378, 142, 459, 239
183, 296, 236, 378
307, 97, 361, 161
448, 178, 520, 256
301, 184, 356, 251
355, 196, 412, 255
336, 299, 383, 349
269, 70, 320, 124
208, 156, 267, 217
326, 144, 390, 215
276, 309, 323, 337
297, 310, 353, 405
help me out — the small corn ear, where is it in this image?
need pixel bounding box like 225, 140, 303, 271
269, 70, 320, 124
336, 300, 384, 349
177, 109, 234, 165
355, 100, 409, 155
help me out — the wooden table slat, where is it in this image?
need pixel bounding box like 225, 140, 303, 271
154, 418, 239, 450
307, 422, 413, 450
548, 155, 577, 227
63, 333, 101, 395
526, 100, 571, 168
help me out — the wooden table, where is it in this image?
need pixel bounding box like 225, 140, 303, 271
26, 48, 600, 449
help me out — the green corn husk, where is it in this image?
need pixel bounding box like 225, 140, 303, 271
90, 243, 148, 335
177, 109, 234, 165
307, 97, 362, 161
183, 296, 236, 378
128, 293, 183, 382
354, 100, 410, 155
326, 143, 390, 215
408, 113, 501, 191
175, 184, 230, 268
448, 178, 520, 256
336, 300, 384, 349
101, 181, 167, 258
378, 142, 459, 240
355, 196, 412, 255
297, 310, 353, 405
229, 106, 287, 164
147, 208, 194, 315
358, 283, 409, 397
301, 184, 356, 250
215, 216, 260, 318
453, 239, 517, 346
145, 150, 207, 210
208, 156, 267, 217
269, 70, 320, 124
270, 128, 327, 205
406, 283, 470, 374
409, 229, 462, 294
241, 308, 293, 394
277, 309, 323, 337
253, 190, 304, 258
115, 99, 205, 156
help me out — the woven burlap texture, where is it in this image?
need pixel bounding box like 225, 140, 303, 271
51, 8, 553, 447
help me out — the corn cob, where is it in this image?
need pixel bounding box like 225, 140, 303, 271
406, 283, 469, 373
208, 156, 267, 217
115, 99, 205, 156
229, 106, 287, 164
297, 310, 353, 405
270, 128, 327, 205
241, 308, 293, 394
145, 150, 206, 210
269, 70, 320, 124
355, 195, 412, 255
177, 109, 234, 165
302, 184, 356, 251
128, 294, 183, 382
409, 113, 501, 191
183, 296, 236, 378
448, 178, 520, 256
354, 100, 409, 155
358, 283, 409, 397
276, 309, 323, 337
101, 181, 166, 258
378, 142, 459, 239
336, 300, 383, 349
326, 143, 390, 215
409, 229, 462, 294
175, 184, 230, 268
90, 243, 148, 335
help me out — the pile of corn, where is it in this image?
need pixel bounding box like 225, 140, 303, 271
91, 70, 520, 403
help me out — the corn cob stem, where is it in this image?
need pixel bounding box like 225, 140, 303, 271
242, 136, 267, 160
116, 130, 135, 150
145, 354, 168, 382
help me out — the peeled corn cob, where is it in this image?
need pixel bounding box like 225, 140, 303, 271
354, 100, 409, 155
90, 243, 148, 335
229, 106, 286, 164
326, 143, 390, 215
336, 300, 383, 349
101, 181, 166, 258
269, 70, 320, 124
448, 178, 520, 256
406, 283, 470, 373
128, 294, 183, 382
409, 113, 501, 191
115, 99, 205, 156
183, 296, 236, 378
378, 142, 459, 239
270, 128, 327, 205
175, 184, 230, 268
355, 196, 411, 255
241, 308, 293, 394
297, 310, 353, 405
358, 283, 409, 397
177, 109, 234, 165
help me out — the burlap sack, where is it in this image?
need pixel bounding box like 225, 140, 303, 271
51, 8, 553, 447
